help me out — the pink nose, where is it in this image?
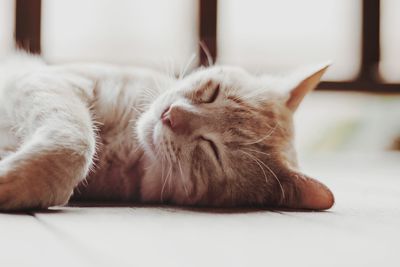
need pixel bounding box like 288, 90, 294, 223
161, 106, 173, 128
161, 105, 189, 134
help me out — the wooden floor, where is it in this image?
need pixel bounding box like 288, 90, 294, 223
1, 152, 399, 267
0, 93, 400, 267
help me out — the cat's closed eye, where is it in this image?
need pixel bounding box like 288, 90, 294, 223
198, 83, 220, 104
199, 136, 220, 161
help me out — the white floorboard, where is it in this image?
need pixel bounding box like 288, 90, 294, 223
0, 153, 393, 267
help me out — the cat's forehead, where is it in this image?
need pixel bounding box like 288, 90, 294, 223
183, 66, 253, 86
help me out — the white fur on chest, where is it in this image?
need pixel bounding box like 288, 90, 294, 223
70, 64, 174, 199
0, 116, 19, 158
91, 65, 172, 168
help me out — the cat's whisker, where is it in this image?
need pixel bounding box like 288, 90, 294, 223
152, 76, 164, 94
160, 134, 175, 202
143, 145, 163, 170
199, 41, 214, 67
164, 139, 174, 163
91, 119, 104, 127
154, 143, 163, 159
240, 150, 269, 184
75, 186, 82, 194
129, 144, 142, 157
161, 163, 172, 202
141, 87, 158, 98
161, 58, 170, 78
170, 58, 176, 79
243, 148, 271, 157
177, 158, 190, 199
167, 163, 173, 195
160, 157, 167, 202
243, 124, 277, 146
179, 53, 196, 79
241, 150, 285, 200
130, 106, 141, 114
163, 140, 175, 194
135, 104, 149, 111
260, 161, 285, 200
82, 178, 89, 187
162, 57, 175, 80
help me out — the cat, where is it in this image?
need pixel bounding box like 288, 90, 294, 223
0, 53, 334, 211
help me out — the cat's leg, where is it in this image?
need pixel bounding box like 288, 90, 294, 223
0, 74, 96, 210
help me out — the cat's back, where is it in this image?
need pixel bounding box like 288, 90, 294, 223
0, 53, 173, 134
0, 52, 172, 99
0, 53, 173, 163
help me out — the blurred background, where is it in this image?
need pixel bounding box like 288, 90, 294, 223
0, 3, 399, 265
1, 0, 399, 154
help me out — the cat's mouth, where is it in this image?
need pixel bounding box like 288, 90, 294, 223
138, 103, 178, 159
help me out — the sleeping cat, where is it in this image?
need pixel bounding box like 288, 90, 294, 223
0, 53, 334, 211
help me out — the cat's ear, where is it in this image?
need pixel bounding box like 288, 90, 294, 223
278, 170, 334, 210
286, 63, 330, 111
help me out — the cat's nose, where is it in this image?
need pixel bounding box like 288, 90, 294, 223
161, 105, 190, 134
161, 106, 173, 128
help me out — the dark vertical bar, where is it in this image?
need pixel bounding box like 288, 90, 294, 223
15, 0, 42, 54
199, 0, 217, 65
359, 0, 380, 82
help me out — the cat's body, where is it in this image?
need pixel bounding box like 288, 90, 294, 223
0, 55, 170, 206
0, 53, 334, 211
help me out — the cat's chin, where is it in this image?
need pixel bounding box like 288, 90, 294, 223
150, 121, 165, 154
136, 113, 158, 159
137, 116, 167, 160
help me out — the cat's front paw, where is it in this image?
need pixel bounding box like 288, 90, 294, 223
0, 163, 73, 211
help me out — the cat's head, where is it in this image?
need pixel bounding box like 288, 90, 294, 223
136, 64, 334, 210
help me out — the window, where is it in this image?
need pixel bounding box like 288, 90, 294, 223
7, 0, 400, 91
0, 0, 15, 58
217, 0, 362, 81
41, 0, 199, 72
380, 0, 400, 83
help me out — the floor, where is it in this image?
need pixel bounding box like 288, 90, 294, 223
1, 92, 400, 267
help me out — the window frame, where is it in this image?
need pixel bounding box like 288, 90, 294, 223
14, 0, 400, 92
